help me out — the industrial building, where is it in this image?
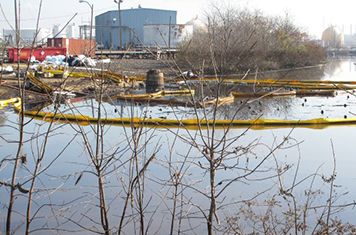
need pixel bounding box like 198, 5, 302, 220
3, 28, 51, 46
52, 23, 76, 39
321, 26, 344, 48
95, 7, 177, 49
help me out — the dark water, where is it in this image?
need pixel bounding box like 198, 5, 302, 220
1, 59, 356, 234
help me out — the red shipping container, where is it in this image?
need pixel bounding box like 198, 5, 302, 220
7, 47, 67, 62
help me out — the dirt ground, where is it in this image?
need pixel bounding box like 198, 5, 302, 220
98, 59, 185, 78
0, 59, 183, 102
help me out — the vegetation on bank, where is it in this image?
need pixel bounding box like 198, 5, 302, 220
177, 7, 326, 75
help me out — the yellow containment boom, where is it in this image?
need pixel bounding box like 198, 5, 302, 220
163, 89, 195, 96
42, 69, 146, 82
105, 89, 231, 108
113, 91, 163, 100
231, 90, 336, 98
225, 80, 356, 90
231, 91, 296, 98
198, 96, 234, 107
108, 90, 232, 108
255, 83, 356, 90
179, 77, 356, 90
182, 77, 356, 85
5, 98, 356, 129
0, 98, 20, 108
296, 90, 335, 97
111, 89, 195, 101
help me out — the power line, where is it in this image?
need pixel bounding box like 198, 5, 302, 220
0, 6, 113, 23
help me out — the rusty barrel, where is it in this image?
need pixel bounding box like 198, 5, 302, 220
146, 69, 164, 93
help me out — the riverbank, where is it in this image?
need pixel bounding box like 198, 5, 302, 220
0, 59, 176, 102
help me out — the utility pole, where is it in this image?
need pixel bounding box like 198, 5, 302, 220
114, 0, 123, 49
168, 16, 171, 50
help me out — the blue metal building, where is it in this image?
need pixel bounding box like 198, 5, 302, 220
95, 7, 177, 49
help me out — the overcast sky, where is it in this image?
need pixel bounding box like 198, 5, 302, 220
0, 0, 355, 38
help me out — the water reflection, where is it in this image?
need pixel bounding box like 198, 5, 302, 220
323, 59, 356, 81
0, 110, 5, 125
38, 88, 356, 121
1, 116, 356, 233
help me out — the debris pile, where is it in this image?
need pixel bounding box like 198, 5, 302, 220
0, 66, 14, 75
30, 55, 97, 69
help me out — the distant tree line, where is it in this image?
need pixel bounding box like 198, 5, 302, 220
177, 7, 326, 75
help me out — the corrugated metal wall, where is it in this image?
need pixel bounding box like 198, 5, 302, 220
95, 8, 177, 49
47, 38, 96, 57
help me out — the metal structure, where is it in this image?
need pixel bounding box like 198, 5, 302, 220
79, 0, 94, 55
95, 7, 177, 49
79, 24, 93, 39
114, 0, 123, 49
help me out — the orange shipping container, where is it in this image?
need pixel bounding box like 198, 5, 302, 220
47, 38, 96, 57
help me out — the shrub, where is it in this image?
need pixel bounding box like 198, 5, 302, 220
177, 7, 326, 74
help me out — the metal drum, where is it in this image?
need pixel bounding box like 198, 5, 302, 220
146, 69, 164, 93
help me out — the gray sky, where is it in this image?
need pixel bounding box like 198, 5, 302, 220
0, 0, 355, 38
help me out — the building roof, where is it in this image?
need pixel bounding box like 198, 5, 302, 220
96, 7, 176, 18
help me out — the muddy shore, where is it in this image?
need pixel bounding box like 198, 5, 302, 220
0, 59, 183, 102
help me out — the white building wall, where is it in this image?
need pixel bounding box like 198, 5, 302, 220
53, 24, 78, 39
37, 28, 51, 44
143, 24, 193, 48
66, 24, 75, 38
53, 25, 69, 38
53, 25, 61, 38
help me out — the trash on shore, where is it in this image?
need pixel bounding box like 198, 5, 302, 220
30, 54, 97, 69
0, 66, 14, 74
44, 55, 67, 66
66, 55, 96, 67
181, 70, 198, 78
